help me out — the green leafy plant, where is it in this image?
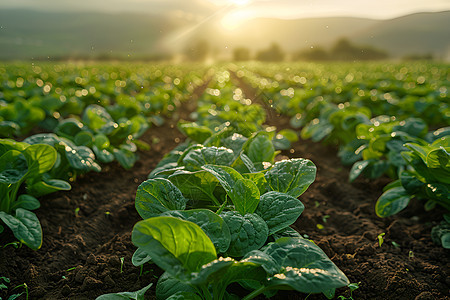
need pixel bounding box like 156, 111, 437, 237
376, 135, 449, 217
132, 216, 349, 300
0, 139, 61, 249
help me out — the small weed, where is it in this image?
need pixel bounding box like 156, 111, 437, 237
338, 281, 360, 300
120, 257, 125, 273
377, 233, 385, 247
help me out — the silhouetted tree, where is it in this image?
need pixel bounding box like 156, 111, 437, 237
294, 46, 329, 61
256, 43, 285, 61
330, 38, 388, 61
233, 47, 250, 61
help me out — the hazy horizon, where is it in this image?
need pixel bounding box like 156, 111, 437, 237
1, 0, 449, 22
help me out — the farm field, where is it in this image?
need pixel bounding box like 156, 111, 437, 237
0, 61, 449, 300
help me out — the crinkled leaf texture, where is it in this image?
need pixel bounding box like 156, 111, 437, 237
256, 191, 304, 235
162, 209, 231, 253
95, 282, 153, 300
0, 208, 42, 250
220, 211, 268, 257
156, 272, 197, 300
168, 170, 219, 204
265, 158, 316, 198
135, 178, 187, 219
132, 216, 217, 280
262, 237, 349, 294
202, 165, 260, 215
182, 146, 235, 171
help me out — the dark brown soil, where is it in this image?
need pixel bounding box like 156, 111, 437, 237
1, 76, 449, 300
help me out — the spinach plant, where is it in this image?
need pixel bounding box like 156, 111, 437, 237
0, 139, 59, 249
131, 216, 349, 300
376, 134, 449, 217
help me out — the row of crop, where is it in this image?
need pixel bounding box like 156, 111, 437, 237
0, 63, 206, 250
237, 62, 450, 248
98, 70, 350, 299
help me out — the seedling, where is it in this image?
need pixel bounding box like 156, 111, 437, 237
391, 241, 400, 248
338, 282, 360, 300
322, 215, 330, 223
2, 241, 22, 249
120, 257, 125, 273
12, 283, 29, 300
377, 233, 385, 247
409, 250, 414, 259
74, 207, 80, 217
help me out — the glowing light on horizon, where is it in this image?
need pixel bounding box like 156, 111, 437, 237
229, 0, 251, 6
221, 10, 254, 30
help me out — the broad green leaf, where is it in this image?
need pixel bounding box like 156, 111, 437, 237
231, 179, 260, 215
207, 260, 266, 299
222, 133, 248, 154
113, 148, 137, 170
376, 186, 411, 217
156, 272, 197, 300
265, 159, 316, 198
65, 145, 101, 172
11, 194, 40, 210
0, 150, 27, 184
0, 121, 20, 138
202, 165, 260, 215
0, 209, 42, 250
242, 172, 267, 194
220, 211, 268, 257
27, 179, 71, 197
243, 133, 275, 171
168, 170, 219, 204
54, 118, 84, 139
0, 138, 28, 156
242, 250, 279, 275
166, 292, 202, 300
425, 183, 450, 206
132, 216, 217, 279
182, 147, 235, 171
94, 133, 110, 149
95, 282, 153, 300
427, 147, 450, 169
231, 152, 257, 174
131, 247, 152, 267
74, 131, 94, 147
278, 129, 299, 143
23, 144, 57, 176
82, 104, 115, 132
272, 134, 291, 150
400, 171, 424, 194
93, 146, 115, 163
256, 191, 304, 235
162, 209, 231, 253
135, 178, 187, 219
178, 122, 212, 144
190, 257, 235, 285
349, 160, 370, 182
263, 237, 349, 293
271, 226, 303, 240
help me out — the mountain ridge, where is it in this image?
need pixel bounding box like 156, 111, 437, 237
0, 9, 448, 60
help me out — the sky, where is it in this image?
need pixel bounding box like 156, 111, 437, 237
1, 0, 449, 24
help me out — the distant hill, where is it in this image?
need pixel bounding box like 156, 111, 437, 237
351, 11, 450, 58
0, 9, 448, 60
